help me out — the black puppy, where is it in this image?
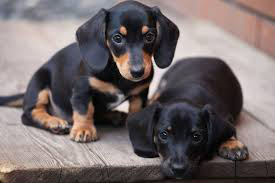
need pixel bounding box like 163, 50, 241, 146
127, 57, 248, 178
0, 1, 179, 142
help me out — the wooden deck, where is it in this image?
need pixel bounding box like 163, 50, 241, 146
0, 6, 275, 183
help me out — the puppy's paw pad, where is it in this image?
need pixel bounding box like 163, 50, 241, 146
70, 125, 98, 143
47, 118, 70, 134
218, 139, 249, 161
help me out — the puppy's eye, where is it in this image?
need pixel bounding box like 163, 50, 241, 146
112, 34, 122, 43
145, 32, 155, 43
159, 130, 168, 141
192, 132, 202, 143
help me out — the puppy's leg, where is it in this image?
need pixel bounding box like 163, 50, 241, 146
70, 77, 97, 142
129, 88, 149, 114
218, 136, 249, 160
22, 70, 70, 134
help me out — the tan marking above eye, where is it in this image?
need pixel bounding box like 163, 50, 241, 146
142, 25, 149, 34
119, 26, 127, 36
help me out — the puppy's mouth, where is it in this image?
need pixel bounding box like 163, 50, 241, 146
161, 158, 197, 179
129, 76, 144, 82
164, 168, 195, 179
116, 63, 151, 82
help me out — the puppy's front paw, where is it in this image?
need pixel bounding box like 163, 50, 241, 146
218, 138, 249, 161
70, 124, 98, 143
46, 117, 70, 134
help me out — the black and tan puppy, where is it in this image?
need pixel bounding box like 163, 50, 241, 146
0, 1, 179, 142
127, 57, 248, 178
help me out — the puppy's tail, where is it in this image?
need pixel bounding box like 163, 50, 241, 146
0, 93, 24, 108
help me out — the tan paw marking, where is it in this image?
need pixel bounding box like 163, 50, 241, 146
218, 137, 249, 161
70, 124, 98, 143
45, 117, 70, 134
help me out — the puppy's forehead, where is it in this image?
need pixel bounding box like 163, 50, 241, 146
108, 5, 155, 32
160, 103, 201, 130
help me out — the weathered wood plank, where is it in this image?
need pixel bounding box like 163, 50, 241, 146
0, 108, 110, 183
0, 108, 62, 183
235, 113, 275, 178
198, 157, 234, 178
146, 179, 275, 183
1, 108, 274, 182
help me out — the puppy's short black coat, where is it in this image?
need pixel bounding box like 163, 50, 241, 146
0, 1, 179, 142
127, 57, 248, 178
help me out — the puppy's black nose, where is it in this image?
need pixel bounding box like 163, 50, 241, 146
171, 163, 186, 176
130, 67, 144, 78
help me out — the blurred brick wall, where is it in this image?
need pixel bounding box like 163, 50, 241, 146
160, 0, 275, 58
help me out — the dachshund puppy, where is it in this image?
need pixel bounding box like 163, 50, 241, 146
0, 1, 179, 142
127, 57, 249, 179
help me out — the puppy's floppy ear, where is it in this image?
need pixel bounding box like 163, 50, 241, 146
201, 104, 236, 157
152, 7, 179, 68
76, 9, 109, 73
127, 102, 161, 158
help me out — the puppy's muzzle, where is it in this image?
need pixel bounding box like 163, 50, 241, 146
170, 163, 187, 177
162, 158, 194, 179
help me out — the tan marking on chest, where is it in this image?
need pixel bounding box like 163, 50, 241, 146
89, 77, 120, 94
129, 82, 150, 96
129, 96, 143, 114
